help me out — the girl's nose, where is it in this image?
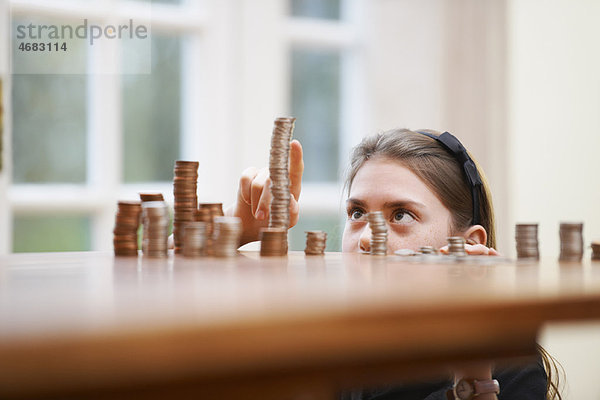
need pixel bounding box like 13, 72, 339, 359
359, 226, 372, 253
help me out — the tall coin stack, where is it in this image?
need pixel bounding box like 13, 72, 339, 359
367, 211, 388, 255
515, 223, 539, 260
213, 216, 242, 257
447, 237, 467, 257
304, 231, 327, 255
260, 228, 288, 257
142, 201, 170, 257
113, 201, 142, 256
182, 221, 207, 258
173, 161, 199, 254
268, 117, 296, 255
592, 242, 600, 261
559, 222, 584, 262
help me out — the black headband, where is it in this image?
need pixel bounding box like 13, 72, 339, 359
417, 131, 483, 226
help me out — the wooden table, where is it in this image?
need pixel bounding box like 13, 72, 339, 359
1, 251, 600, 399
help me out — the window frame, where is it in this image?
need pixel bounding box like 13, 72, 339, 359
0, 0, 367, 254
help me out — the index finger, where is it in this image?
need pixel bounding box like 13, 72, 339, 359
289, 139, 304, 200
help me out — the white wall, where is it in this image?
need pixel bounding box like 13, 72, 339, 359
508, 1, 600, 399
507, 0, 600, 258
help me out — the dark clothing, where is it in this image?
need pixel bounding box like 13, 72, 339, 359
340, 358, 547, 400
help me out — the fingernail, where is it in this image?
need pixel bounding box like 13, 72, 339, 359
256, 210, 265, 220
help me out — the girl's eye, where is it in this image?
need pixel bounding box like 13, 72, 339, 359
392, 210, 415, 224
349, 209, 364, 220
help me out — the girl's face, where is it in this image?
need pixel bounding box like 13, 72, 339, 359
342, 157, 454, 254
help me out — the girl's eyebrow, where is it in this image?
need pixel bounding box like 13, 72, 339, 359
346, 198, 366, 208
383, 200, 426, 211
346, 198, 425, 211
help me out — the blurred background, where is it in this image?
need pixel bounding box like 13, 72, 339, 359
0, 0, 599, 397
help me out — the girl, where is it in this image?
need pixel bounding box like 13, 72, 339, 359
226, 128, 560, 399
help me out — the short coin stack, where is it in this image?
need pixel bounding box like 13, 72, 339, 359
142, 201, 169, 258
367, 211, 388, 255
559, 222, 584, 262
139, 192, 164, 203
447, 236, 467, 257
213, 216, 242, 257
304, 231, 327, 255
182, 221, 207, 258
197, 203, 224, 256
260, 228, 288, 256
173, 161, 199, 254
419, 246, 437, 255
515, 223, 539, 260
268, 117, 295, 255
592, 242, 600, 261
113, 201, 142, 257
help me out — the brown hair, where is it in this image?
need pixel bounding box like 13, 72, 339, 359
345, 128, 562, 399
345, 128, 496, 248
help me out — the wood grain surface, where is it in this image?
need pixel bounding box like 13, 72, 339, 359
1, 251, 599, 399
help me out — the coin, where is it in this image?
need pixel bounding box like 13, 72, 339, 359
591, 241, 600, 261
213, 216, 242, 257
267, 117, 295, 255
172, 160, 199, 254
447, 236, 467, 257
305, 230, 327, 255
182, 221, 207, 258
113, 200, 141, 257
515, 223, 539, 260
367, 211, 387, 255
142, 201, 169, 258
559, 222, 584, 262
260, 227, 288, 256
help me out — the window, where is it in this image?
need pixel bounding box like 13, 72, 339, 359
1, 0, 365, 254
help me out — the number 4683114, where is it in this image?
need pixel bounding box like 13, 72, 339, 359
18, 42, 67, 52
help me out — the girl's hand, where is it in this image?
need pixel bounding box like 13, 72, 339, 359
439, 243, 499, 256
226, 140, 304, 246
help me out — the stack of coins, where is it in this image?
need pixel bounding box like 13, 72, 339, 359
559, 222, 584, 262
447, 237, 467, 257
139, 192, 164, 202
113, 201, 142, 256
142, 201, 170, 258
419, 246, 437, 255
367, 211, 387, 255
182, 221, 207, 258
197, 203, 224, 256
173, 161, 199, 254
260, 227, 288, 256
592, 242, 600, 261
515, 223, 539, 260
268, 117, 295, 255
213, 216, 242, 257
304, 231, 327, 255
